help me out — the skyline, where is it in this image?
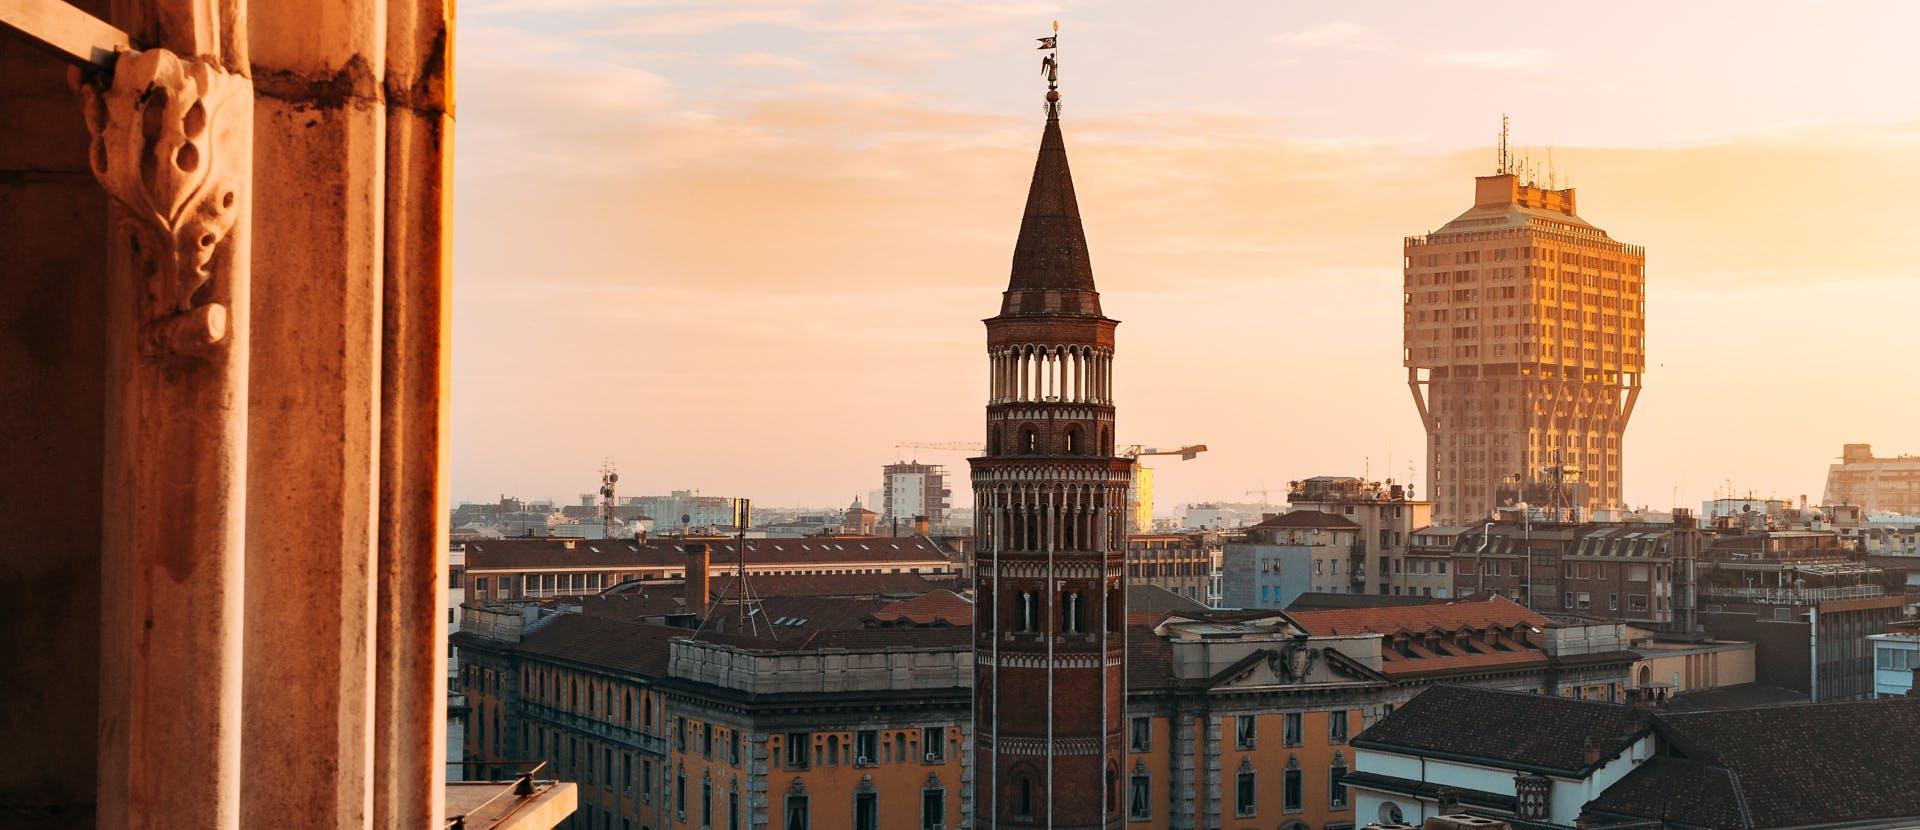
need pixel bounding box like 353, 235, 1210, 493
452, 1, 1920, 511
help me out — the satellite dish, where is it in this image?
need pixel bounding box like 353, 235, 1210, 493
607, 472, 619, 483
681, 513, 691, 524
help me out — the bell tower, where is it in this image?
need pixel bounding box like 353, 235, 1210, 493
972, 30, 1129, 829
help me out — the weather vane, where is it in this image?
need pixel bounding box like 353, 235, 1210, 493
1038, 20, 1060, 117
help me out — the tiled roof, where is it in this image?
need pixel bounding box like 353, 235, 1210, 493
1003, 114, 1099, 308
1253, 510, 1360, 530
1662, 682, 1806, 712
511, 613, 677, 677
1640, 697, 1920, 828
1126, 625, 1175, 690
868, 590, 973, 626
464, 536, 952, 570
1580, 756, 1749, 830
707, 571, 955, 599
1352, 685, 1649, 776
1285, 593, 1445, 611
1285, 595, 1548, 637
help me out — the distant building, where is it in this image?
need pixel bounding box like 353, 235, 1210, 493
1223, 511, 1362, 609
1288, 476, 1439, 597
880, 461, 950, 530
459, 536, 959, 604
1870, 631, 1920, 697
1404, 169, 1645, 525
1447, 515, 1701, 627
1826, 443, 1920, 515
1183, 501, 1269, 529
1124, 533, 1216, 605
1696, 529, 1906, 700
635, 490, 742, 533
1626, 638, 1755, 698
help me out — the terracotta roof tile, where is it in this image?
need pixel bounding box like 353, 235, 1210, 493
868, 590, 974, 626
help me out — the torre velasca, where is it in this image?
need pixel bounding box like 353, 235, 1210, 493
970, 60, 1132, 829
1405, 169, 1646, 525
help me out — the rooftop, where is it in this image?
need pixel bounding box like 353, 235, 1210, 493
1586, 697, 1920, 828
463, 536, 952, 570
1352, 685, 1649, 777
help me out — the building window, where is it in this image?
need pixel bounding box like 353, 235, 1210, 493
1284, 757, 1303, 813
1328, 711, 1348, 744
729, 788, 740, 830
675, 769, 686, 819
473, 576, 488, 597
1128, 766, 1151, 819
1235, 716, 1257, 750
1284, 712, 1302, 747
785, 792, 809, 830
1235, 763, 1256, 817
854, 792, 878, 830
1014, 776, 1034, 819
785, 733, 810, 769
922, 785, 945, 830
1129, 717, 1151, 752
856, 730, 878, 765
1330, 752, 1349, 808
1018, 592, 1036, 633
922, 727, 944, 762
702, 775, 713, 827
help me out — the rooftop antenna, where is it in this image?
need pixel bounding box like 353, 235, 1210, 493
1546, 147, 1557, 190
598, 460, 619, 539
1497, 114, 1509, 174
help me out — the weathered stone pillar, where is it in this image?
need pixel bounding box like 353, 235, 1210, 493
373, 0, 454, 825
85, 1, 254, 825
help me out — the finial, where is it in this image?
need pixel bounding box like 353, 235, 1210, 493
1038, 21, 1060, 119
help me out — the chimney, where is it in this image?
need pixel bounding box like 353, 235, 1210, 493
914, 515, 931, 536
1513, 773, 1551, 820
1581, 735, 1608, 767
1435, 786, 1460, 813
683, 543, 709, 619
1909, 666, 1920, 697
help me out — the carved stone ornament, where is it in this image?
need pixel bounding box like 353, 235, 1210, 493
1267, 644, 1321, 683
79, 48, 250, 357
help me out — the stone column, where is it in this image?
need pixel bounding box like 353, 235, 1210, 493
82, 2, 254, 824
373, 1, 454, 825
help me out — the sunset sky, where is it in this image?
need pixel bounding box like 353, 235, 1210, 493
451, 1, 1920, 513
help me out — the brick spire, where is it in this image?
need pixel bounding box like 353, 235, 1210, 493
1001, 106, 1101, 316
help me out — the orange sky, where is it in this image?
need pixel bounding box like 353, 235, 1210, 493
452, 2, 1920, 513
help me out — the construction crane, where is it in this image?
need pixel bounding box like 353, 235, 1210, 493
1121, 444, 1207, 461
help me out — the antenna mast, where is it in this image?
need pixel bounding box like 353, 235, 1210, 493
1498, 113, 1510, 174
599, 461, 619, 538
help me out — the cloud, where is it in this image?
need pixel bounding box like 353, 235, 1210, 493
1438, 47, 1553, 69
1269, 21, 1389, 51
724, 52, 814, 71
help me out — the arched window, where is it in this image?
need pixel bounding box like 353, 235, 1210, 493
1637, 664, 1652, 686
1065, 426, 1080, 455
1106, 762, 1119, 812
1023, 426, 1038, 454
1015, 775, 1033, 818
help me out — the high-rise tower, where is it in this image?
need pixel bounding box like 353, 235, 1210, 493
1405, 160, 1646, 527
971, 41, 1130, 829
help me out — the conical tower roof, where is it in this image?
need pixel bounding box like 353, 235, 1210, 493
1000, 108, 1101, 317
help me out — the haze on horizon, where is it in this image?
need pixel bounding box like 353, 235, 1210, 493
452, 0, 1920, 513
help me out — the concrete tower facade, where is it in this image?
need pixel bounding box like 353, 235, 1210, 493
971, 83, 1130, 829
1405, 173, 1646, 525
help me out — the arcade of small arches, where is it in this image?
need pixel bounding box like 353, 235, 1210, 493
975, 483, 1129, 554
990, 343, 1113, 406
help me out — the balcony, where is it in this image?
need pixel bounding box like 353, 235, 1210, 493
1701, 584, 1886, 605
520, 702, 670, 756
447, 763, 577, 829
